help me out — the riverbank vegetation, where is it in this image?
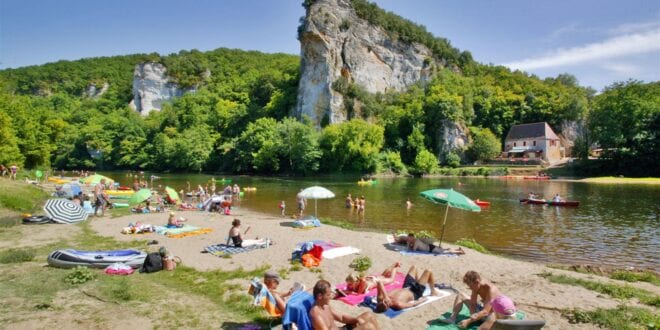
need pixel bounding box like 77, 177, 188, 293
1, 3, 658, 178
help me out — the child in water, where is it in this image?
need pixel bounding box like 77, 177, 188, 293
279, 201, 286, 217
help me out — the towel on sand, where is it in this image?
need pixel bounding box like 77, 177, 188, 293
386, 235, 461, 257
335, 272, 406, 305
426, 305, 526, 330
205, 239, 270, 256
154, 225, 212, 238
295, 240, 360, 260
360, 285, 452, 318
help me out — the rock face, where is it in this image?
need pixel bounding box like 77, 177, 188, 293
129, 62, 192, 116
296, 0, 435, 126
438, 120, 469, 160
84, 82, 109, 99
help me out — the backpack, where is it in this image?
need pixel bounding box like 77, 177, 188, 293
139, 252, 163, 273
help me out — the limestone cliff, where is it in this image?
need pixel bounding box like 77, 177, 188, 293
129, 62, 193, 116
296, 0, 435, 126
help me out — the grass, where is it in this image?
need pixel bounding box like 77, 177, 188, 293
454, 238, 490, 254
610, 270, 660, 286
0, 248, 35, 264
0, 179, 50, 213
563, 305, 659, 330
539, 272, 659, 307
322, 218, 355, 230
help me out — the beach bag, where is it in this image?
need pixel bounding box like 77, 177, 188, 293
139, 252, 163, 273
163, 256, 181, 271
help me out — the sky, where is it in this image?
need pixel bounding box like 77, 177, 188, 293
1, 0, 659, 91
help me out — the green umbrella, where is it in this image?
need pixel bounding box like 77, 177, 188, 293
165, 186, 180, 205
81, 174, 114, 185
35, 170, 43, 178
420, 188, 481, 248
129, 188, 152, 205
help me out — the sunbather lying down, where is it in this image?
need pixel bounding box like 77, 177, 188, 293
376, 265, 445, 312
337, 262, 401, 297
407, 233, 465, 255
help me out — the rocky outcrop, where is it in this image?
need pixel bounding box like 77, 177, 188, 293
296, 0, 435, 126
84, 82, 109, 99
129, 62, 193, 116
559, 120, 584, 156
437, 120, 469, 160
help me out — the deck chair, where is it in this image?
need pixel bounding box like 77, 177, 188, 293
248, 278, 283, 318
492, 319, 546, 330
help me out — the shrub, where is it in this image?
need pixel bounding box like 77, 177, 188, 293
444, 152, 461, 168
64, 266, 96, 285
349, 256, 372, 274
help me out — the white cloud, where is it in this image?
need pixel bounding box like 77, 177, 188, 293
599, 61, 640, 75
503, 28, 660, 71
609, 21, 660, 36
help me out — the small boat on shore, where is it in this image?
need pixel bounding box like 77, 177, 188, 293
519, 198, 580, 207
357, 179, 378, 185
474, 199, 490, 207
47, 249, 147, 269
523, 176, 551, 180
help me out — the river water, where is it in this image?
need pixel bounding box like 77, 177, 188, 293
108, 172, 660, 271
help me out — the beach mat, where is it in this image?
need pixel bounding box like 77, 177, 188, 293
335, 272, 405, 305
386, 235, 461, 257
426, 305, 526, 330
154, 225, 212, 238
361, 286, 452, 318
205, 240, 269, 256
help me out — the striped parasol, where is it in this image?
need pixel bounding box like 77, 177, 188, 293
43, 199, 88, 224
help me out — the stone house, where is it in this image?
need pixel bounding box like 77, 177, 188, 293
503, 122, 562, 163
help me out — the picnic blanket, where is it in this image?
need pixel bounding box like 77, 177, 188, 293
386, 235, 461, 257
426, 305, 526, 330
295, 240, 360, 260
154, 225, 213, 238
360, 285, 452, 318
205, 239, 270, 256
335, 272, 406, 305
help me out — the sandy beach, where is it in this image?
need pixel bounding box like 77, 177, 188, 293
84, 205, 659, 330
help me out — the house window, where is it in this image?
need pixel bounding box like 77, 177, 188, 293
533, 141, 536, 146
550, 140, 556, 146
514, 142, 517, 147
523, 141, 526, 146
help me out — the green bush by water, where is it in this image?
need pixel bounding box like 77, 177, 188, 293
563, 305, 659, 330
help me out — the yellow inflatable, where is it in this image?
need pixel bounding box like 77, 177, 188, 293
243, 187, 257, 192
105, 190, 135, 196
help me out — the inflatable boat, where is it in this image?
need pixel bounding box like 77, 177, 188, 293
47, 249, 147, 269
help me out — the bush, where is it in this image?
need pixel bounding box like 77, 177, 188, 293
414, 149, 440, 174
64, 266, 96, 285
0, 248, 35, 263
349, 256, 372, 274
444, 152, 461, 168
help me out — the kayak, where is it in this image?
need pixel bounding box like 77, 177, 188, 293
243, 187, 257, 192
523, 176, 550, 180
117, 186, 132, 191
357, 180, 378, 185
47, 249, 147, 269
474, 199, 490, 207
520, 199, 580, 207
105, 190, 134, 196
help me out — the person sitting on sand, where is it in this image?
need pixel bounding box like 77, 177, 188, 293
439, 270, 517, 329
374, 265, 445, 312
228, 218, 250, 247
310, 279, 379, 330
338, 262, 401, 296
167, 212, 187, 228
407, 233, 465, 255
262, 270, 303, 315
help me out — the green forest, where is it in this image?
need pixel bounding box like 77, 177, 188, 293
0, 2, 658, 177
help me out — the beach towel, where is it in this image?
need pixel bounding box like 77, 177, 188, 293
205, 239, 270, 256
154, 225, 213, 238
282, 291, 314, 330
426, 305, 526, 330
249, 278, 282, 317
335, 272, 406, 305
295, 240, 360, 260
386, 235, 461, 257
360, 286, 453, 318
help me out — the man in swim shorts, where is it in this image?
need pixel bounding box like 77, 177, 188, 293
439, 270, 517, 329
407, 233, 465, 255
374, 265, 443, 312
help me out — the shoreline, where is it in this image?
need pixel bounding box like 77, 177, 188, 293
86, 206, 658, 329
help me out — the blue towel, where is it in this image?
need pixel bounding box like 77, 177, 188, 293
204, 243, 263, 256
282, 291, 314, 330
360, 295, 404, 318
398, 250, 460, 257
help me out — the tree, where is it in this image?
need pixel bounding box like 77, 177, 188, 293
413, 149, 439, 174
319, 119, 384, 172
466, 127, 501, 162
276, 117, 321, 174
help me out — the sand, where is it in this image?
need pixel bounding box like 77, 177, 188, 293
83, 205, 660, 330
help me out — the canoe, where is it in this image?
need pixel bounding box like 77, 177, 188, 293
474, 199, 490, 207
519, 198, 547, 205
105, 190, 135, 196
117, 186, 132, 191
357, 180, 378, 185
547, 201, 580, 207
243, 187, 257, 192
520, 198, 580, 207
47, 249, 147, 269
523, 176, 550, 180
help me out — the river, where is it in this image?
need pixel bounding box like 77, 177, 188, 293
106, 172, 660, 271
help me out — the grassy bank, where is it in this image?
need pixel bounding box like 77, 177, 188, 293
0, 178, 50, 226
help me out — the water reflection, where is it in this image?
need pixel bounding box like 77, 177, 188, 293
101, 172, 660, 271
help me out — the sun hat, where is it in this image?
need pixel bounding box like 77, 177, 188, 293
264, 270, 281, 283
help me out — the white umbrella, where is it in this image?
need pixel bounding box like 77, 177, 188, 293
44, 199, 88, 224
298, 186, 335, 218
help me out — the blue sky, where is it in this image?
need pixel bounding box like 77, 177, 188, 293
1, 0, 658, 91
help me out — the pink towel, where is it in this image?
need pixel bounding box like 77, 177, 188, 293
335, 272, 405, 305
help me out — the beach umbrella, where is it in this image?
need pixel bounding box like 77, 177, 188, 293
298, 186, 335, 218
60, 183, 82, 198
43, 199, 88, 224
35, 170, 43, 179
128, 189, 152, 205
81, 174, 114, 186
165, 186, 180, 205
420, 189, 481, 248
